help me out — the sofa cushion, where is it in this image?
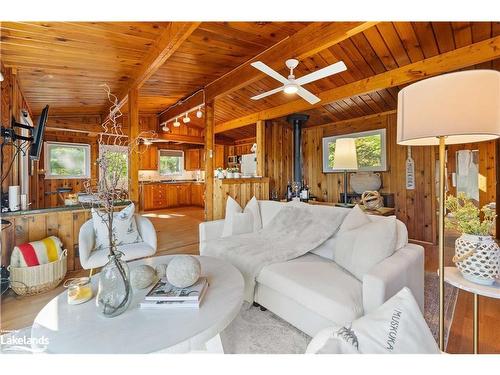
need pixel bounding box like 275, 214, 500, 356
334, 217, 398, 281
82, 242, 156, 269
257, 253, 363, 324
338, 205, 371, 233
223, 196, 263, 237
258, 200, 285, 227
244, 196, 262, 232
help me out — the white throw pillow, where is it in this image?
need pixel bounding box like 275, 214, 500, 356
338, 204, 371, 233
92, 203, 142, 251
222, 196, 262, 237
334, 216, 397, 280
307, 288, 440, 354
244, 196, 262, 232
310, 236, 337, 260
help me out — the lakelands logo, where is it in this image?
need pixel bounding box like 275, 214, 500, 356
0, 330, 49, 352
385, 308, 403, 351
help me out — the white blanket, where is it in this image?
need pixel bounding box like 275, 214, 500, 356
203, 202, 347, 301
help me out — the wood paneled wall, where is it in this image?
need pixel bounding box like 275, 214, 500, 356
265, 119, 294, 199
300, 112, 437, 243
213, 177, 270, 220
1, 65, 33, 193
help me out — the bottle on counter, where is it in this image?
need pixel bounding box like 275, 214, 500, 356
300, 180, 310, 202
286, 181, 292, 202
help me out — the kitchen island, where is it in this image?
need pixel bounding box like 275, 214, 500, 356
141, 180, 205, 211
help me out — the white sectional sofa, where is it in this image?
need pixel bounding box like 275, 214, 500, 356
199, 200, 424, 337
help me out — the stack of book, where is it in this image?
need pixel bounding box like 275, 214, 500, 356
140, 277, 208, 309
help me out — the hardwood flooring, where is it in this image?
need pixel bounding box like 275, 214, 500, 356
1, 207, 498, 353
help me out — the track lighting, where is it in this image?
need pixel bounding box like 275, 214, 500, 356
196, 106, 203, 118
183, 112, 191, 123
0, 72, 4, 82
173, 117, 180, 127
162, 124, 169, 132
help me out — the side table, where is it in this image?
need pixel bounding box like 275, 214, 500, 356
443, 267, 500, 353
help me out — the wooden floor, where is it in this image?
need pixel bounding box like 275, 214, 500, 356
1, 206, 498, 353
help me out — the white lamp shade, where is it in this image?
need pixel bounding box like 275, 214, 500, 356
397, 70, 500, 146
333, 138, 358, 170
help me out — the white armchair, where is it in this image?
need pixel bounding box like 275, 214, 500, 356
79, 214, 157, 269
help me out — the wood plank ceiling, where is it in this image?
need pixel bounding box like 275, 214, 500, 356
1, 22, 499, 140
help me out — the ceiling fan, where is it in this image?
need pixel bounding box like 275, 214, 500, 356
250, 59, 347, 105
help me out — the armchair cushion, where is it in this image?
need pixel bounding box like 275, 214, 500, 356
91, 203, 142, 250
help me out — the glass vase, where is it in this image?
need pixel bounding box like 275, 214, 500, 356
96, 251, 133, 317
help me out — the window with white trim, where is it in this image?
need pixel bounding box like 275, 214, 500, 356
159, 149, 184, 175
44, 142, 91, 179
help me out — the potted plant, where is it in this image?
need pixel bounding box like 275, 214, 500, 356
216, 167, 225, 179
226, 168, 235, 179
445, 193, 499, 285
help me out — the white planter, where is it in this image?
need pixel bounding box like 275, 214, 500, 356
233, 173, 241, 179
216, 171, 225, 179
226, 172, 234, 179
454, 233, 499, 286
350, 172, 382, 194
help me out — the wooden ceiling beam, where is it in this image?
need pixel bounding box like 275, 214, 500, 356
156, 133, 205, 145
215, 35, 500, 134
156, 22, 377, 123
108, 22, 201, 118
204, 22, 378, 101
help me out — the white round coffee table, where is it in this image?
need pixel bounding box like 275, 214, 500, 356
30, 255, 244, 353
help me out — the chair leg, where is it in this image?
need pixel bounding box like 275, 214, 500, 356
89, 268, 94, 278
259, 306, 267, 311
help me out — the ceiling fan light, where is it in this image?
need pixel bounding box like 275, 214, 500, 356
173, 117, 180, 127
183, 113, 191, 123
284, 83, 298, 94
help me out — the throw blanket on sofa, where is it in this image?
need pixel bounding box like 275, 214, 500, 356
203, 203, 347, 301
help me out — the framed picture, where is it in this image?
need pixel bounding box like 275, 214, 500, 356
322, 128, 387, 172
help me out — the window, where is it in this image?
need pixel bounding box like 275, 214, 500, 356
322, 128, 387, 172
159, 149, 184, 175
45, 142, 91, 179
99, 144, 129, 190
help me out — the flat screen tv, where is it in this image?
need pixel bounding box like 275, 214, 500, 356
29, 105, 49, 161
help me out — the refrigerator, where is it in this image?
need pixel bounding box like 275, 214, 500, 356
240, 153, 257, 176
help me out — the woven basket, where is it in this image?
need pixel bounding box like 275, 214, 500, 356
8, 249, 68, 296
453, 234, 499, 286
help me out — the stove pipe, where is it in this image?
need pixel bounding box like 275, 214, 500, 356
287, 114, 309, 184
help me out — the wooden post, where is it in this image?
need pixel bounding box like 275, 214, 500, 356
204, 101, 215, 221
256, 120, 265, 176
128, 87, 140, 209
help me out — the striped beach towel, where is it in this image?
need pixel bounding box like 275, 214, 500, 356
10, 236, 64, 268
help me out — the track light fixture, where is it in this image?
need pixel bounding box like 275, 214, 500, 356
162, 123, 169, 132
183, 112, 191, 123
196, 106, 203, 118
173, 117, 180, 127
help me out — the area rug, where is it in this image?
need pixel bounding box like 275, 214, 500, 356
2, 273, 458, 354
220, 271, 458, 354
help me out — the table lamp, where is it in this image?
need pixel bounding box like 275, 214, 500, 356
333, 137, 358, 207
397, 69, 500, 352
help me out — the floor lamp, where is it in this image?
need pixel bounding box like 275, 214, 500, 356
397, 69, 500, 352
333, 138, 358, 207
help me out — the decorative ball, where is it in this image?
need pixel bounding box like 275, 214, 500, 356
166, 255, 201, 288
130, 265, 156, 289
361, 190, 383, 210
155, 263, 168, 278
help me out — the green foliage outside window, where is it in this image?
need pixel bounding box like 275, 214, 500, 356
101, 150, 128, 189
328, 134, 382, 169
49, 145, 87, 176
159, 156, 182, 175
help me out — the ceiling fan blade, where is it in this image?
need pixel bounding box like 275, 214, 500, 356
251, 61, 289, 84
295, 61, 347, 86
297, 87, 321, 105
251, 86, 284, 100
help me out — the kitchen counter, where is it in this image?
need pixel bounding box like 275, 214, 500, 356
140, 180, 205, 185
1, 200, 131, 218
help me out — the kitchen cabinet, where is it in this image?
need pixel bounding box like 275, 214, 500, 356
185, 149, 202, 171
139, 144, 158, 170
142, 182, 205, 211
214, 144, 226, 169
